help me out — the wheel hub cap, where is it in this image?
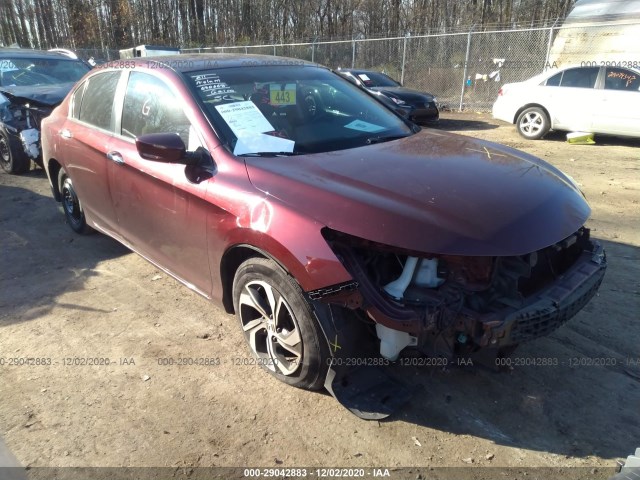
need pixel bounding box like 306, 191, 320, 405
238, 280, 302, 376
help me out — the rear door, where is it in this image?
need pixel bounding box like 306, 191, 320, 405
107, 71, 213, 296
591, 67, 640, 136
544, 67, 599, 131
58, 71, 122, 235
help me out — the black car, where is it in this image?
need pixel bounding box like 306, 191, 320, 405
336, 68, 439, 124
0, 48, 90, 174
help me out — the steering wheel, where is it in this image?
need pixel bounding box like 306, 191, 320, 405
304, 94, 317, 117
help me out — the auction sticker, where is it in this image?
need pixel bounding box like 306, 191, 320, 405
344, 119, 385, 133
269, 83, 296, 105
215, 101, 274, 137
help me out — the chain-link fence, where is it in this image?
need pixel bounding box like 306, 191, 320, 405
182, 20, 639, 111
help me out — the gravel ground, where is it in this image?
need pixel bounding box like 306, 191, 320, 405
0, 112, 638, 477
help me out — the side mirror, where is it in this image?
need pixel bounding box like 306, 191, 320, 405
136, 133, 187, 163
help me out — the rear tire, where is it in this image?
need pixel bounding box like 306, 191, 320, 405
58, 169, 93, 234
0, 130, 30, 174
232, 257, 329, 390
516, 107, 550, 140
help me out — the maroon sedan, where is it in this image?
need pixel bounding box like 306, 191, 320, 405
41, 55, 606, 417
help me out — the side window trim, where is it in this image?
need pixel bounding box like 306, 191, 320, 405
70, 80, 88, 119
596, 66, 605, 89
112, 70, 130, 141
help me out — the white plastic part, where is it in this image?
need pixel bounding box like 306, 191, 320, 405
383, 256, 418, 300
414, 258, 445, 288
622, 448, 640, 470
376, 324, 418, 361
19, 128, 40, 160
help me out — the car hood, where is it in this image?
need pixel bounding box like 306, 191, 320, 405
371, 86, 434, 102
0, 83, 74, 107
244, 130, 590, 256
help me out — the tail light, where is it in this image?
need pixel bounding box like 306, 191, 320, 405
498, 87, 504, 96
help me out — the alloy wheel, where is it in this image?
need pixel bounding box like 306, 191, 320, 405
238, 280, 303, 376
519, 111, 544, 136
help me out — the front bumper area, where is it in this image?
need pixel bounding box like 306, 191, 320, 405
492, 244, 606, 346
314, 231, 607, 355
408, 102, 439, 124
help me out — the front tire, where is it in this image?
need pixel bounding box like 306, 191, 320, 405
58, 169, 93, 234
516, 107, 550, 140
232, 257, 329, 390
0, 130, 30, 174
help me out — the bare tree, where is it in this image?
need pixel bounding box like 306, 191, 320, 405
0, 0, 576, 50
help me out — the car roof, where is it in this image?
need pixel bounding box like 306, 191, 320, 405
125, 54, 320, 73
338, 68, 379, 75
527, 64, 640, 81
0, 47, 79, 61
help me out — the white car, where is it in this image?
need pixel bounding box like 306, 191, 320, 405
493, 65, 640, 140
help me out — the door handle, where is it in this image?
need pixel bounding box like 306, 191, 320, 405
107, 151, 125, 165
60, 129, 72, 139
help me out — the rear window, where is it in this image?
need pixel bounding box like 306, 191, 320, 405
558, 67, 599, 89
78, 72, 120, 131
545, 72, 562, 86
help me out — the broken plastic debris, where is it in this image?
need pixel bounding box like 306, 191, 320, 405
19, 128, 40, 159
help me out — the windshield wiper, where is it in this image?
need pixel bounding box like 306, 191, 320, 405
365, 134, 410, 145
238, 151, 301, 157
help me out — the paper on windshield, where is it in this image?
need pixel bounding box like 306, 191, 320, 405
215, 101, 274, 137
344, 119, 385, 133
215, 100, 295, 155
358, 74, 371, 81
0, 60, 18, 72
234, 133, 295, 156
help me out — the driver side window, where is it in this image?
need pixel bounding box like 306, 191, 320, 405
121, 72, 199, 148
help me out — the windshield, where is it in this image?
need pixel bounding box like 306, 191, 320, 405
354, 71, 401, 88
0, 57, 90, 87
187, 65, 413, 156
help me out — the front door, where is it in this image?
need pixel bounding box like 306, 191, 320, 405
108, 71, 213, 297
592, 67, 640, 136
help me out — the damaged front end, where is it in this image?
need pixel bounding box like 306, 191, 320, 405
0, 91, 49, 169
315, 227, 606, 363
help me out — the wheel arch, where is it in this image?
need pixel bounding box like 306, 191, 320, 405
47, 158, 63, 201
513, 103, 551, 126
220, 244, 288, 314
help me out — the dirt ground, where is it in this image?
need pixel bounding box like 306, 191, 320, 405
1, 112, 638, 476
